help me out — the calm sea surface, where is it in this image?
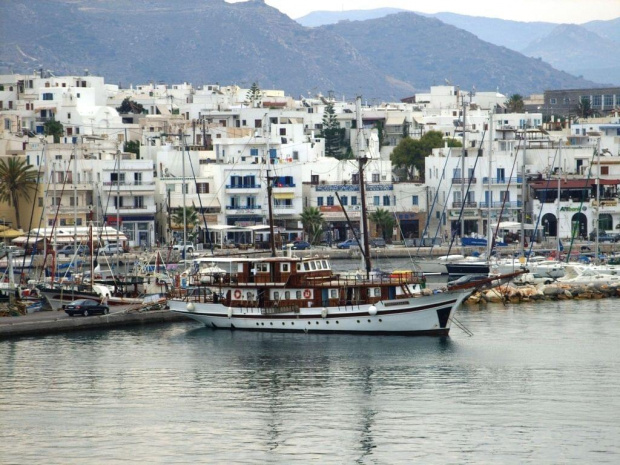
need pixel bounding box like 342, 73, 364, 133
2, 259, 620, 463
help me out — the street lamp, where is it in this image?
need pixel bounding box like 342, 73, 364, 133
543, 219, 548, 242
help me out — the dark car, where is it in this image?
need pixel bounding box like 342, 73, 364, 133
447, 274, 490, 287
369, 237, 387, 248
337, 239, 361, 249
598, 233, 620, 243
64, 298, 109, 317
291, 240, 311, 250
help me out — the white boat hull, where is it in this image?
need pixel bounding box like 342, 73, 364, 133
169, 290, 472, 336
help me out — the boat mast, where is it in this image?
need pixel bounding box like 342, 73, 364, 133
266, 170, 276, 257
486, 108, 493, 258
356, 96, 371, 277
557, 141, 562, 257
520, 126, 526, 257
595, 137, 601, 264
461, 94, 466, 239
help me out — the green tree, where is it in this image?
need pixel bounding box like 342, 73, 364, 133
300, 206, 325, 244
390, 130, 461, 181
246, 82, 262, 108
368, 208, 395, 240
44, 119, 63, 143
505, 94, 525, 113
116, 98, 144, 114
125, 140, 140, 157
172, 206, 198, 231
322, 102, 342, 158
577, 97, 594, 118
0, 157, 39, 229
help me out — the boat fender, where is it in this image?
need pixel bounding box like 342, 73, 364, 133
186, 302, 196, 312
233, 289, 242, 299
321, 308, 328, 319
227, 307, 233, 318
303, 289, 312, 299
368, 305, 377, 316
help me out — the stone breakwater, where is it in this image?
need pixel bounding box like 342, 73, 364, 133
465, 282, 620, 305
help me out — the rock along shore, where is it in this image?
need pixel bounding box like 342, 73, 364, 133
466, 282, 620, 305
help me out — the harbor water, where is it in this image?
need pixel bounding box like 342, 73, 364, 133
2, 296, 619, 464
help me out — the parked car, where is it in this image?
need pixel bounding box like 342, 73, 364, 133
97, 243, 123, 255
337, 239, 361, 249
172, 241, 195, 254
58, 245, 90, 257
598, 233, 620, 243
369, 237, 387, 248
290, 240, 311, 250
64, 298, 109, 317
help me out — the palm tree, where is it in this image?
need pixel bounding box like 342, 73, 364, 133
300, 206, 324, 244
0, 157, 39, 229
171, 206, 198, 239
368, 208, 395, 240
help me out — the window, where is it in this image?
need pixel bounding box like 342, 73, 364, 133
412, 195, 419, 206
292, 151, 299, 160
383, 195, 390, 206
311, 174, 319, 185
38, 197, 43, 207
114, 196, 124, 208
134, 196, 144, 208
351, 196, 358, 206
372, 173, 380, 182
604, 95, 613, 107
4, 119, 9, 130
250, 148, 258, 156
317, 197, 324, 206
327, 196, 334, 206
352, 173, 360, 184
254, 119, 262, 128
549, 98, 557, 104
341, 196, 348, 206
42, 93, 53, 100
196, 182, 209, 193
280, 128, 286, 136
593, 95, 602, 106
134, 172, 142, 185
601, 166, 609, 175
373, 196, 380, 206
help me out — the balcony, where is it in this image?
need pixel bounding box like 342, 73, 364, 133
225, 184, 262, 191
452, 177, 477, 184
103, 181, 156, 191
481, 176, 523, 185
451, 201, 478, 208
479, 201, 523, 209
226, 205, 262, 211
106, 205, 156, 215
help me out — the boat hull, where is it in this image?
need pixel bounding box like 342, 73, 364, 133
40, 288, 144, 312
446, 262, 490, 277
169, 290, 471, 336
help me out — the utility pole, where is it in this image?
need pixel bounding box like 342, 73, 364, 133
266, 170, 276, 257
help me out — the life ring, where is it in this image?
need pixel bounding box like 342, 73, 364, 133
303, 289, 311, 299
233, 289, 242, 299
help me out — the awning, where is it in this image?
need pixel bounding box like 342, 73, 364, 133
273, 193, 295, 199
491, 222, 536, 230
0, 229, 23, 238
386, 115, 405, 125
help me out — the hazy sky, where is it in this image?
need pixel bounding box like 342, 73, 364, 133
228, 0, 620, 24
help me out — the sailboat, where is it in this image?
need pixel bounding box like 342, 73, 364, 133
169, 98, 525, 335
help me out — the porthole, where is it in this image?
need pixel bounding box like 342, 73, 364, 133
368, 319, 371, 323
357, 320, 360, 323
291, 322, 295, 326
261, 322, 264, 326
379, 319, 382, 323
256, 323, 259, 326
336, 321, 339, 324
270, 322, 273, 326
282, 322, 285, 326
326, 321, 329, 324
316, 321, 319, 325
308, 321, 311, 325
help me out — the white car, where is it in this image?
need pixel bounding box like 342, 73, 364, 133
172, 242, 195, 254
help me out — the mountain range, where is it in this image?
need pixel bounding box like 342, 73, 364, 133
0, 0, 605, 101
299, 9, 620, 86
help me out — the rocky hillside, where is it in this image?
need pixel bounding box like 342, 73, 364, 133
0, 0, 598, 100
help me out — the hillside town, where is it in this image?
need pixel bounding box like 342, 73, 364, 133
1, 70, 620, 252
